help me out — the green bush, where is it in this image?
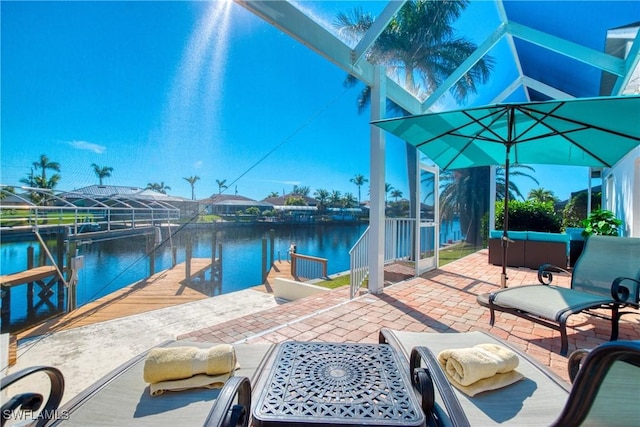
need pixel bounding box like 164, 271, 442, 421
245, 206, 260, 215
495, 199, 562, 233
581, 209, 622, 237
562, 191, 601, 227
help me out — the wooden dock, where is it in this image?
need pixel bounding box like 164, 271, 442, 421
254, 260, 294, 293
0, 266, 60, 286
17, 258, 214, 341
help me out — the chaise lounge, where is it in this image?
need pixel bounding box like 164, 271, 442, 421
4, 331, 640, 426
478, 235, 640, 355
380, 328, 640, 427
2, 340, 275, 427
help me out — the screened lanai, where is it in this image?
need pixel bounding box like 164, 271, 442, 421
236, 0, 640, 293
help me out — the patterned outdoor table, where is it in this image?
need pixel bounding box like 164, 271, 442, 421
252, 341, 426, 427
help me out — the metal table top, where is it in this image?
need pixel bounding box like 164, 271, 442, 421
253, 341, 426, 427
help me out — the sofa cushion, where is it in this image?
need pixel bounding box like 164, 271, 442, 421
526, 232, 569, 243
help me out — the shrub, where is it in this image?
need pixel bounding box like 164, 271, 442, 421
562, 191, 601, 228
581, 209, 622, 237
495, 199, 562, 233
245, 207, 260, 215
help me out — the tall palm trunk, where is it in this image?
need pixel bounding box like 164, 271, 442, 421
460, 167, 490, 247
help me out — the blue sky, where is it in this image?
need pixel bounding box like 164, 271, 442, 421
0, 1, 607, 203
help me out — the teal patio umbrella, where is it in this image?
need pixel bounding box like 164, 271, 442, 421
373, 95, 640, 287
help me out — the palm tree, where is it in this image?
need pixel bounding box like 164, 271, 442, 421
266, 191, 279, 198
390, 189, 403, 203
528, 187, 557, 204
314, 188, 330, 212
292, 185, 311, 196
342, 192, 358, 208
384, 183, 394, 206
329, 190, 342, 208
91, 163, 114, 185
31, 154, 61, 188
335, 1, 493, 245
183, 175, 200, 200
146, 182, 171, 194
0, 186, 16, 200
496, 165, 539, 202
215, 179, 228, 194
350, 174, 368, 204
439, 165, 538, 246
439, 168, 489, 246
20, 155, 61, 203
335, 1, 491, 104
19, 168, 36, 188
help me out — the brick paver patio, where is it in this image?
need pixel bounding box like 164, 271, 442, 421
179, 249, 640, 383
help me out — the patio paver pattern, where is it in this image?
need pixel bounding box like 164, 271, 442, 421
179, 249, 640, 384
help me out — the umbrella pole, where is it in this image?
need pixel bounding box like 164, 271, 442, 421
501, 113, 514, 288
501, 155, 510, 288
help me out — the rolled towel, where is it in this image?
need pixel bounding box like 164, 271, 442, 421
446, 370, 524, 397
149, 373, 231, 396
437, 343, 520, 387
143, 344, 238, 384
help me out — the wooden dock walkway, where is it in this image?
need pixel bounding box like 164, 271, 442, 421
254, 260, 294, 293
17, 258, 214, 341
0, 266, 60, 286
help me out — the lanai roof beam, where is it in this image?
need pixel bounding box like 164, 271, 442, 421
351, 1, 406, 66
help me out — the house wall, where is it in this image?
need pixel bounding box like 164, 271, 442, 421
603, 146, 640, 237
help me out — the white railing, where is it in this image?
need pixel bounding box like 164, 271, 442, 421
0, 205, 180, 236
349, 228, 369, 298
349, 218, 416, 298
291, 252, 328, 281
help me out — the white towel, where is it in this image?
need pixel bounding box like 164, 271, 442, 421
149, 373, 232, 396
437, 343, 523, 396
143, 344, 238, 384
143, 344, 239, 396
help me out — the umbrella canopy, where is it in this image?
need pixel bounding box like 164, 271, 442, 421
373, 95, 640, 287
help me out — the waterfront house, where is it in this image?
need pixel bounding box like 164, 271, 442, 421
201, 194, 274, 217
62, 185, 196, 218
262, 193, 319, 222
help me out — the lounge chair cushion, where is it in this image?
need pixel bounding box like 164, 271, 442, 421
54, 341, 274, 426
481, 236, 640, 355
382, 329, 570, 427
490, 285, 616, 321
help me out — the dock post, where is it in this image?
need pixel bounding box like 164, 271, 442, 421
0, 286, 9, 334
27, 246, 34, 319
56, 232, 65, 313
185, 234, 192, 282
217, 243, 223, 285
269, 229, 275, 267
147, 234, 155, 277
261, 238, 268, 284
39, 240, 46, 267
67, 241, 78, 311
211, 229, 217, 276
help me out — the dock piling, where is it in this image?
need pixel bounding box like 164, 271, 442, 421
261, 238, 268, 284
185, 234, 192, 282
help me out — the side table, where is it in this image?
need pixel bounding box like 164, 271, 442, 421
252, 341, 426, 427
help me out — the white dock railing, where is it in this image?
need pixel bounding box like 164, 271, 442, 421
349, 218, 415, 298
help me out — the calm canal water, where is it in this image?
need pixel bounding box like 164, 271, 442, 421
2, 221, 462, 326
2, 223, 367, 325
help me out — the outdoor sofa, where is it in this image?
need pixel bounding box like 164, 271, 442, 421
479, 235, 640, 355
487, 230, 570, 269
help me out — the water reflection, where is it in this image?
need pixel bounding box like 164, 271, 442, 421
2, 223, 368, 325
